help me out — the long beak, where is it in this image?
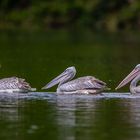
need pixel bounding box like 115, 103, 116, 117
42, 71, 68, 89
115, 68, 140, 90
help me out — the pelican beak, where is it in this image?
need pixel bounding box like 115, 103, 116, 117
115, 68, 140, 90
42, 70, 68, 89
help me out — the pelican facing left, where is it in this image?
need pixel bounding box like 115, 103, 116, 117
116, 64, 140, 94
42, 66, 108, 94
0, 77, 36, 93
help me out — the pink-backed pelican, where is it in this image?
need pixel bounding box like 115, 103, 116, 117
116, 64, 140, 94
0, 77, 36, 93
42, 66, 108, 94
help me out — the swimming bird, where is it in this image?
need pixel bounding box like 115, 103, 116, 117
0, 77, 36, 93
116, 64, 140, 94
42, 66, 108, 94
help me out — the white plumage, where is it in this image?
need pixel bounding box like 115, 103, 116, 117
42, 66, 108, 94
0, 77, 36, 93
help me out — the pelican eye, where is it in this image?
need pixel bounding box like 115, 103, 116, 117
135, 64, 140, 69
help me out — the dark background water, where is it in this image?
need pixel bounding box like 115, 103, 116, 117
0, 29, 140, 91
0, 29, 140, 140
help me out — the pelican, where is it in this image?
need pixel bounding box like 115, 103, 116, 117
0, 77, 36, 93
116, 64, 140, 94
42, 66, 108, 94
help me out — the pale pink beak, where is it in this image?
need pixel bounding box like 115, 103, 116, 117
115, 68, 140, 90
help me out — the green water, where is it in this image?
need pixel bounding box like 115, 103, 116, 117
0, 29, 140, 140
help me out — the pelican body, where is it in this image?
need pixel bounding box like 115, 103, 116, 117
116, 64, 140, 94
0, 77, 36, 93
42, 66, 108, 94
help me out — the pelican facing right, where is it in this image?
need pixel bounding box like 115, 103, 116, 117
42, 66, 109, 94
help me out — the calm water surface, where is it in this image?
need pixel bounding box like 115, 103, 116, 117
0, 93, 140, 140
0, 29, 140, 140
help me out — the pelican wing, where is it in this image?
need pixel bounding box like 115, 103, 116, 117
0, 77, 32, 90
59, 76, 107, 92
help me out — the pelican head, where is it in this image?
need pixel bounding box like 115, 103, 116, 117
42, 66, 76, 89
115, 64, 140, 90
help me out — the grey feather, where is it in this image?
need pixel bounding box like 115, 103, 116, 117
58, 76, 107, 92
42, 66, 108, 94
0, 77, 35, 92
